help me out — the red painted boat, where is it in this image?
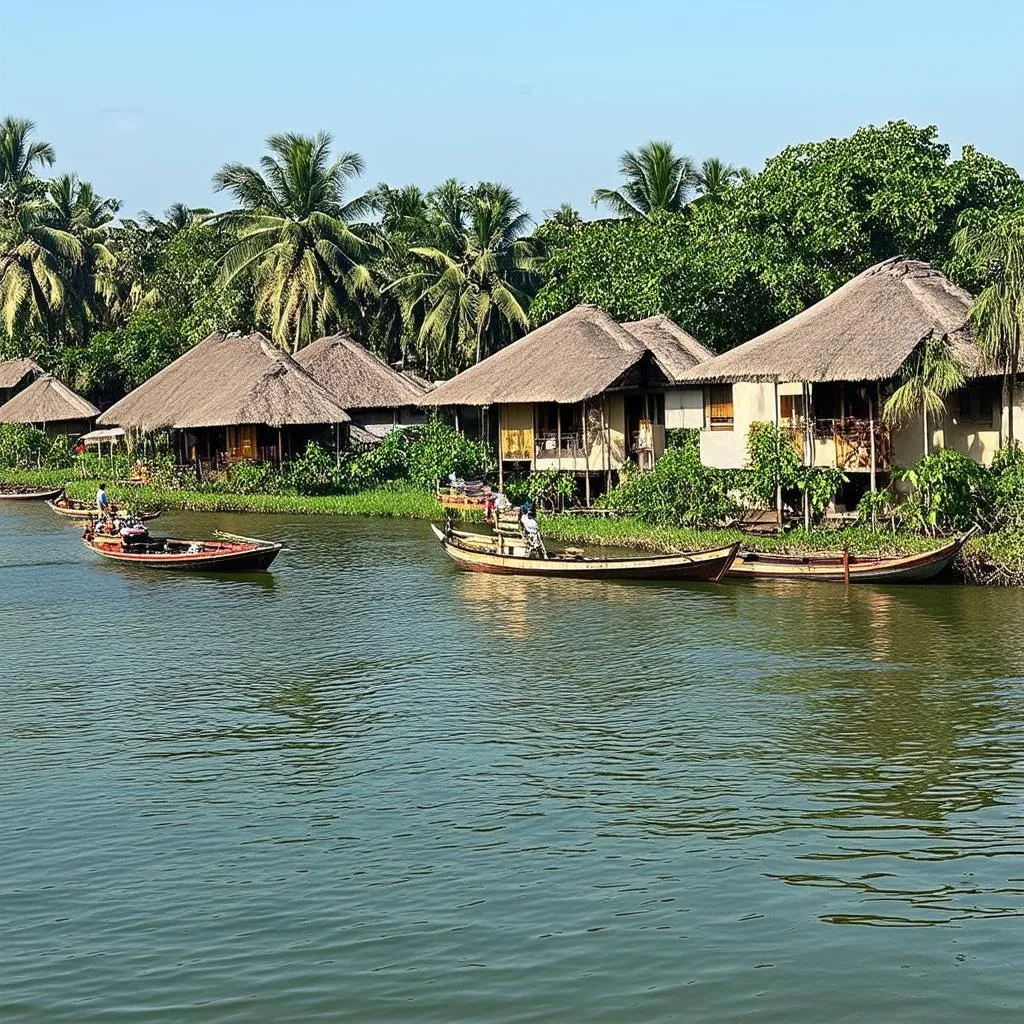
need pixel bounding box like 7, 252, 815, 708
83, 525, 282, 572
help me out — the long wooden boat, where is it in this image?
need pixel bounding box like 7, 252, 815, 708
431, 523, 739, 581
727, 527, 978, 584
0, 484, 64, 501
47, 492, 161, 521
83, 525, 281, 572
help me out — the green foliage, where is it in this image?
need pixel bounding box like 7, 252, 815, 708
745, 422, 846, 517
597, 436, 739, 528
980, 443, 1024, 530
894, 448, 984, 534
0, 423, 78, 469
227, 459, 284, 495
503, 469, 575, 510
284, 441, 339, 496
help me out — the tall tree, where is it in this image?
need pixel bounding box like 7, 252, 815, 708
213, 131, 373, 351
591, 140, 696, 218
953, 208, 1024, 446
883, 332, 967, 457
137, 202, 213, 239
694, 157, 741, 202
398, 182, 536, 373
46, 174, 120, 338
0, 117, 55, 197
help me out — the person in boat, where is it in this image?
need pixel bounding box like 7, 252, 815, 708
520, 507, 546, 557
96, 484, 111, 515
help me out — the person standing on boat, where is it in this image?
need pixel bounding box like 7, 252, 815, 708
96, 484, 111, 516
520, 507, 546, 558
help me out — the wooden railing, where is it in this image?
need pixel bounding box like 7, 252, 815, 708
534, 431, 586, 458
813, 418, 891, 470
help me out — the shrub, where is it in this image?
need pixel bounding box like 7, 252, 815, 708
894, 448, 985, 535
285, 441, 340, 496
504, 469, 576, 510
598, 436, 739, 527
981, 443, 1024, 530
227, 460, 283, 495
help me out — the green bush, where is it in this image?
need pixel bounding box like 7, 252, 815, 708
285, 441, 339, 496
598, 437, 739, 528
227, 459, 285, 495
981, 443, 1024, 530
745, 421, 846, 516
894, 448, 985, 535
504, 469, 576, 510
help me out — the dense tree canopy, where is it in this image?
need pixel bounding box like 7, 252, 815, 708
0, 116, 1021, 406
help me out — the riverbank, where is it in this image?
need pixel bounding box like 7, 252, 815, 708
4, 468, 1019, 583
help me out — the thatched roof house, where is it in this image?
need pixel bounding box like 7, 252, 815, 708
622, 315, 715, 377
99, 331, 350, 431
295, 334, 430, 409
422, 304, 706, 407
0, 373, 99, 430
682, 257, 978, 384
0, 356, 43, 396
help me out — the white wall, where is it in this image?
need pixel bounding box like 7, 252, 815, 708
699, 381, 776, 469
664, 387, 705, 430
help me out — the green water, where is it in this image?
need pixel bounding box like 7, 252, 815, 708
1, 506, 1022, 1022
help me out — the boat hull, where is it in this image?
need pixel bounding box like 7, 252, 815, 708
47, 497, 161, 521
0, 487, 64, 501
431, 525, 738, 581
727, 528, 977, 583
84, 537, 281, 572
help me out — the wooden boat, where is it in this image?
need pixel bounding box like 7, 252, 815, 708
431, 523, 739, 581
46, 491, 161, 521
727, 527, 978, 584
83, 525, 282, 572
0, 484, 65, 501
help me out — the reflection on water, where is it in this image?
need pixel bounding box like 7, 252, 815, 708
1, 507, 1023, 1022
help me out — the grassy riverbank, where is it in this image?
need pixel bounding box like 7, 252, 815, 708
6, 467, 1019, 583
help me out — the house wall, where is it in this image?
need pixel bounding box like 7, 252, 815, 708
892, 397, 1005, 468
699, 382, 776, 468
664, 387, 705, 430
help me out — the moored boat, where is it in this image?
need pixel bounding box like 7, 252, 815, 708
432, 523, 739, 581
727, 527, 978, 583
83, 522, 282, 572
0, 484, 65, 501
47, 491, 161, 521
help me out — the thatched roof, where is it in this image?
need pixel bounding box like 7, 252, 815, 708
0, 356, 43, 391
623, 315, 715, 378
0, 374, 98, 425
682, 257, 980, 384
294, 334, 430, 409
423, 304, 710, 407
98, 331, 351, 430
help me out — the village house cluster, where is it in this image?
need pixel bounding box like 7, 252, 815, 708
0, 257, 1011, 507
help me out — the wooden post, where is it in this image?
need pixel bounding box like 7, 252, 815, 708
497, 406, 504, 491
335, 423, 340, 468
556, 404, 562, 473
868, 392, 877, 497
802, 381, 811, 531
773, 382, 782, 520
603, 397, 611, 492
454, 408, 460, 434
277, 428, 283, 466
582, 399, 591, 507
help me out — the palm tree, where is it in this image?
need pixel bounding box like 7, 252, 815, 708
212, 131, 374, 352
138, 202, 213, 239
0, 201, 82, 341
694, 157, 741, 202
0, 117, 55, 193
953, 209, 1024, 446
397, 182, 536, 373
46, 174, 120, 338
591, 140, 696, 218
883, 332, 967, 457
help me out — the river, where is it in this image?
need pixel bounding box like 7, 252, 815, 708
1, 505, 1022, 1022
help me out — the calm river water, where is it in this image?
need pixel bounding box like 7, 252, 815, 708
1, 505, 1023, 1022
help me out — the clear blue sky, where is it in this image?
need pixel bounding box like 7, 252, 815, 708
2, 0, 1021, 222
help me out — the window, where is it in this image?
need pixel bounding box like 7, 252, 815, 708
779, 394, 805, 426
957, 380, 996, 423
705, 385, 734, 431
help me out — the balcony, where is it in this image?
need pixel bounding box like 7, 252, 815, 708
813, 417, 891, 471
534, 430, 586, 459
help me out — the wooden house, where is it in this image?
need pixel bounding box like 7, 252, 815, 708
421, 305, 712, 501
294, 333, 431, 441
0, 373, 99, 436
98, 331, 351, 472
